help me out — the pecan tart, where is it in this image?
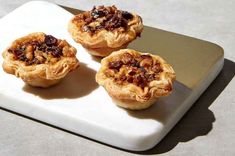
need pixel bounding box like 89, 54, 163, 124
2, 32, 79, 88
96, 49, 176, 110
68, 5, 143, 57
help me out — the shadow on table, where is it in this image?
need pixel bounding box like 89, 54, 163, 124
134, 58, 235, 155
22, 62, 98, 99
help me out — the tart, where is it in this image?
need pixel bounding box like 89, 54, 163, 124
68, 5, 143, 57
2, 32, 79, 88
96, 49, 176, 110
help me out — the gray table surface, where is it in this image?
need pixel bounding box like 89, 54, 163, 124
0, 0, 234, 155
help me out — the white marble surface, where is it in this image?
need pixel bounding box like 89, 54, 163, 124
0, 0, 234, 155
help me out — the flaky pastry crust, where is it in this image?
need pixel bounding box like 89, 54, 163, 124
68, 5, 143, 57
96, 49, 176, 110
2, 32, 79, 88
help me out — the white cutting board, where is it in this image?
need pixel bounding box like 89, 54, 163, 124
0, 1, 223, 151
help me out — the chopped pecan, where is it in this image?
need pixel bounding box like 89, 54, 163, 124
140, 57, 153, 67
82, 25, 93, 32
127, 76, 133, 83
45, 35, 57, 46
128, 67, 138, 76
47, 46, 62, 58
25, 46, 34, 60
119, 75, 127, 81
152, 63, 163, 73
122, 11, 133, 20
91, 9, 106, 19
133, 74, 147, 88
146, 74, 155, 81
108, 61, 124, 70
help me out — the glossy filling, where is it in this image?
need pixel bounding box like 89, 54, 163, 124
105, 53, 163, 88
74, 5, 134, 34
8, 35, 63, 65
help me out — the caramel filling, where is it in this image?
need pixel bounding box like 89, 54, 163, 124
105, 53, 163, 88
75, 5, 134, 34
8, 35, 64, 65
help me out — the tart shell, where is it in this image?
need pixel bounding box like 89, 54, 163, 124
68, 6, 143, 57
2, 32, 79, 88
96, 49, 176, 110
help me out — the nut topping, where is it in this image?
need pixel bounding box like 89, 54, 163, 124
45, 35, 57, 46
91, 9, 106, 19
108, 60, 124, 70
106, 52, 163, 88
8, 35, 64, 65
122, 11, 134, 20
79, 6, 134, 34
